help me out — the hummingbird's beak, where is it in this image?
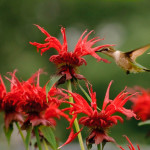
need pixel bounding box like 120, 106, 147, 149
96, 49, 103, 52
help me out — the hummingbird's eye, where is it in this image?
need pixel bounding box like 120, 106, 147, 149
103, 47, 109, 51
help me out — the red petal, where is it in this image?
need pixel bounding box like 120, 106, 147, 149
34, 24, 51, 37
0, 75, 7, 99
102, 80, 113, 110
61, 27, 68, 53
58, 128, 82, 149
123, 135, 137, 150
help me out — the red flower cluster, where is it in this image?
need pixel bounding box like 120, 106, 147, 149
0, 69, 69, 130
120, 135, 140, 150
129, 87, 150, 121
30, 25, 113, 84
60, 81, 137, 148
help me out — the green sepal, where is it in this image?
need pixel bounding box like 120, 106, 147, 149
39, 125, 57, 150
46, 75, 62, 102
87, 143, 92, 150
138, 120, 150, 126
3, 123, 13, 145
25, 126, 32, 150
102, 141, 106, 150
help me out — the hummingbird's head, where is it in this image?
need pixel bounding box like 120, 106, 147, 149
98, 46, 116, 57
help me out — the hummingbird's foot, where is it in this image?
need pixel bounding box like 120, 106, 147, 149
126, 70, 130, 75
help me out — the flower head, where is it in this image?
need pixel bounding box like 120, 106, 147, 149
129, 87, 150, 121
61, 81, 137, 148
2, 70, 24, 129
120, 135, 140, 150
30, 25, 113, 84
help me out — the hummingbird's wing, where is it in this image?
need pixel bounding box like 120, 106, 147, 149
126, 44, 150, 61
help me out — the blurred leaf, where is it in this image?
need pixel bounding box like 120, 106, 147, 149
46, 75, 62, 102
39, 125, 57, 150
3, 123, 13, 145
138, 120, 150, 126
34, 126, 42, 150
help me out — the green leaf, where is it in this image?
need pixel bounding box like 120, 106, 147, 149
34, 126, 42, 150
46, 75, 62, 102
39, 125, 57, 150
25, 126, 32, 150
3, 123, 13, 145
138, 120, 150, 126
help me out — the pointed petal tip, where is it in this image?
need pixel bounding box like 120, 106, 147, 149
33, 24, 41, 29
60, 26, 66, 31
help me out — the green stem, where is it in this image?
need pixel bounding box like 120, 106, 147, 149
15, 122, 25, 143
78, 83, 92, 102
78, 81, 101, 111
97, 144, 101, 150
34, 126, 42, 150
67, 80, 85, 150
43, 139, 49, 150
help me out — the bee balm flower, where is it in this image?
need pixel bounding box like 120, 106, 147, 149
61, 81, 137, 148
129, 87, 150, 121
30, 25, 113, 84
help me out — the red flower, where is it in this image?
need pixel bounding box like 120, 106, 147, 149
2, 69, 69, 131
120, 135, 140, 150
129, 87, 150, 121
2, 70, 24, 130
44, 102, 70, 127
61, 81, 137, 148
30, 25, 113, 84
0, 75, 7, 110
18, 70, 51, 128
15, 69, 68, 129
3, 91, 24, 129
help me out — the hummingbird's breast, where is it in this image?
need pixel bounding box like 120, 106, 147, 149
114, 51, 132, 71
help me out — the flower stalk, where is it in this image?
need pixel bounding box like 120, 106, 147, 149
97, 144, 101, 150
67, 80, 85, 150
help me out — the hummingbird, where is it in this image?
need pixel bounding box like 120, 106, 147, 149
98, 44, 150, 74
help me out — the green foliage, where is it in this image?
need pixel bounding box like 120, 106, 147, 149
3, 123, 13, 145
46, 75, 62, 102
25, 126, 32, 150
39, 125, 57, 150
34, 126, 42, 150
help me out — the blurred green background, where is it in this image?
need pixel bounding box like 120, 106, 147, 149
1, 0, 150, 149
